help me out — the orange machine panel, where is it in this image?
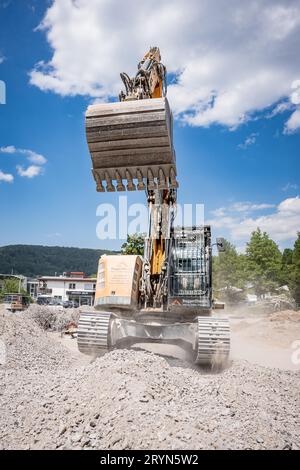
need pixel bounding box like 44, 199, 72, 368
95, 254, 142, 310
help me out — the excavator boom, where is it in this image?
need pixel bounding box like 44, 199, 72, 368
119, 47, 167, 101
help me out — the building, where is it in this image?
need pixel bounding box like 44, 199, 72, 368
27, 278, 39, 300
38, 272, 96, 306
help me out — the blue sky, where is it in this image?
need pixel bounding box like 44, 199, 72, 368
0, 0, 299, 252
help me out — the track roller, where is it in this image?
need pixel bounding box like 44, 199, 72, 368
77, 311, 112, 355
195, 316, 230, 365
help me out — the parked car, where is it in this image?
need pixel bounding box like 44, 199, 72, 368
37, 297, 51, 305
63, 300, 79, 308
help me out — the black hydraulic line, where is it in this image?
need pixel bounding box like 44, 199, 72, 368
120, 72, 132, 95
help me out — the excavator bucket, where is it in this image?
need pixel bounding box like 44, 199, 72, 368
85, 97, 178, 192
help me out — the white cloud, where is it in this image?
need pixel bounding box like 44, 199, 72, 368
208, 197, 300, 242
266, 100, 292, 118
282, 182, 298, 191
0, 146, 47, 165
0, 146, 47, 180
207, 216, 238, 229
16, 165, 43, 178
282, 79, 300, 133
0, 145, 16, 154
0, 170, 13, 183
291, 79, 300, 104
22, 150, 47, 165
284, 109, 300, 133
211, 201, 275, 216
231, 202, 275, 212
238, 133, 258, 149
29, 0, 300, 129
211, 207, 227, 217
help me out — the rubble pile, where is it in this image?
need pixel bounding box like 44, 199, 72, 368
0, 309, 299, 450
26, 304, 80, 332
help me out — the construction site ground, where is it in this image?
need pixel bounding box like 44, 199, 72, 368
0, 305, 299, 450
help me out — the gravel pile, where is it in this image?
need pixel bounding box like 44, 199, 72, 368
0, 308, 73, 370
0, 309, 299, 450
27, 304, 80, 332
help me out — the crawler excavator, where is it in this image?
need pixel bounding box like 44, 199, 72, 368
77, 47, 230, 365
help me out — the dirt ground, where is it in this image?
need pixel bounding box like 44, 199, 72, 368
228, 309, 300, 371
0, 305, 299, 450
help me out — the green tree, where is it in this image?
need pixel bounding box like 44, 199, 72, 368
282, 248, 293, 265
281, 248, 294, 288
121, 234, 144, 255
245, 228, 282, 296
1, 278, 21, 294
213, 239, 247, 302
0, 245, 117, 277
291, 233, 300, 306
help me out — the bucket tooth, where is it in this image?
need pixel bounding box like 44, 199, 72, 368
115, 170, 126, 191
136, 169, 146, 191
147, 169, 157, 191
126, 169, 136, 191
169, 167, 179, 189
92, 170, 105, 192
158, 168, 167, 190
105, 172, 115, 192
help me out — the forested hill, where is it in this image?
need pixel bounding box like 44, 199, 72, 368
0, 245, 117, 277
